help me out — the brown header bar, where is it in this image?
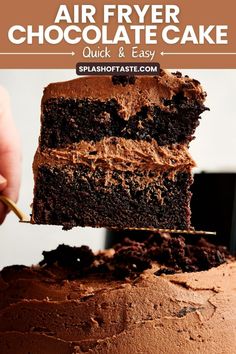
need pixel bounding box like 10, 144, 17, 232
0, 0, 235, 69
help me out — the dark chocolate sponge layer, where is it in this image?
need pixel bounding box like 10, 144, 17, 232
40, 97, 206, 149
32, 165, 193, 230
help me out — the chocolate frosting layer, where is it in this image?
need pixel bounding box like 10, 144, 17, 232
33, 137, 195, 174
0, 251, 236, 354
42, 72, 206, 120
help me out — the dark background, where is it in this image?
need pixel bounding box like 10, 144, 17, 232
191, 173, 236, 253
106, 173, 236, 254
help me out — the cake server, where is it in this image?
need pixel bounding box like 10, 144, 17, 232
0, 195, 216, 235
109, 226, 216, 236
0, 195, 30, 222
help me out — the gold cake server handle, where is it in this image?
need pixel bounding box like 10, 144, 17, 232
0, 195, 216, 235
0, 195, 30, 222
109, 226, 217, 236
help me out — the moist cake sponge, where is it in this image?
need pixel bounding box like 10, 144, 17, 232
32, 72, 207, 229
32, 138, 195, 229
40, 73, 207, 149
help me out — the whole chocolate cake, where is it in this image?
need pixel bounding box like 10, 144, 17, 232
32, 71, 208, 230
0, 234, 235, 354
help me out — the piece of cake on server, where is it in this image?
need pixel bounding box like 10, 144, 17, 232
32, 71, 208, 230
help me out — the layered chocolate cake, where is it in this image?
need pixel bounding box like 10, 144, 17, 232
32, 71, 208, 229
0, 234, 235, 354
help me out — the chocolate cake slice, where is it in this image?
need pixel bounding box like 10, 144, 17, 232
32, 72, 207, 229
39, 72, 207, 149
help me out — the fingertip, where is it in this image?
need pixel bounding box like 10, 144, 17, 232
0, 175, 7, 192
